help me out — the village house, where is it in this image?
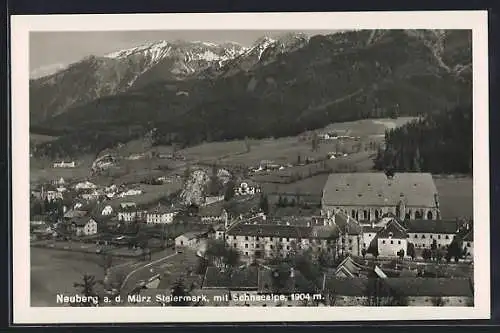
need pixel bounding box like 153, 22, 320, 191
53, 161, 76, 168
100, 204, 114, 216
321, 173, 441, 222
235, 181, 261, 196
323, 276, 473, 307
51, 177, 66, 186
45, 189, 63, 202
224, 211, 365, 261
198, 202, 229, 225
375, 218, 408, 258
64, 209, 88, 221
146, 204, 177, 224
175, 232, 202, 249
80, 188, 104, 201
202, 265, 315, 306
333, 256, 369, 278
74, 181, 97, 190
202, 195, 225, 206
462, 228, 474, 258
225, 223, 338, 261
332, 212, 363, 257
30, 215, 47, 226
71, 216, 98, 236
117, 203, 146, 222
119, 189, 143, 198
404, 219, 461, 250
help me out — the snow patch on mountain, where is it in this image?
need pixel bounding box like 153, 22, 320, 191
104, 40, 172, 62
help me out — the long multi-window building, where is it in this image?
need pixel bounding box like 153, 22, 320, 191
321, 173, 441, 222
219, 212, 363, 261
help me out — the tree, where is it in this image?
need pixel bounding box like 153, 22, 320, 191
224, 179, 236, 201
407, 242, 416, 260
447, 236, 464, 263
223, 247, 241, 272
413, 147, 422, 172
431, 239, 438, 261
195, 257, 209, 275
208, 164, 223, 196
397, 249, 405, 260
311, 132, 320, 152
183, 165, 192, 183
422, 248, 432, 261
431, 296, 445, 307
205, 239, 228, 268
372, 248, 379, 259
244, 136, 251, 153
73, 274, 99, 307
271, 263, 292, 293
171, 278, 191, 306
259, 194, 270, 214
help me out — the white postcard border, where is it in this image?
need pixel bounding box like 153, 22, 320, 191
11, 11, 490, 324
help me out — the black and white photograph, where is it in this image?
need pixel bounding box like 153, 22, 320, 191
11, 11, 489, 323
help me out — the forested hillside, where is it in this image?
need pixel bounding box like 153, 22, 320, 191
373, 103, 472, 174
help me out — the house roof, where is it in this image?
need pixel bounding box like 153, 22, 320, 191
334, 212, 362, 235
226, 223, 313, 239
322, 173, 439, 207
202, 266, 259, 290
463, 230, 473, 242
324, 277, 473, 297
213, 223, 225, 231
149, 204, 175, 214
377, 218, 408, 239
30, 215, 46, 222
199, 202, 225, 217
120, 202, 137, 209
310, 225, 340, 239
64, 210, 88, 219
362, 225, 384, 233
176, 231, 202, 240
404, 219, 459, 234
72, 216, 96, 227
324, 277, 369, 296
334, 256, 366, 277
383, 278, 473, 297
258, 265, 317, 294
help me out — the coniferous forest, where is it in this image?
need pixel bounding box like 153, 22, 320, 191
373, 104, 472, 174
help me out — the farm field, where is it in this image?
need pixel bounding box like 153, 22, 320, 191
30, 134, 59, 144
30, 248, 109, 306
30, 155, 95, 185
321, 117, 418, 136
105, 182, 183, 207
434, 176, 473, 220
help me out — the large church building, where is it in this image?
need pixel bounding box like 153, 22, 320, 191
321, 173, 440, 222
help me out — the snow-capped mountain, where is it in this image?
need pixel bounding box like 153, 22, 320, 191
30, 63, 69, 79
29, 39, 249, 124
32, 30, 472, 160
220, 33, 310, 77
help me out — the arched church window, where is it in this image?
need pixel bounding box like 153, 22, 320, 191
415, 210, 423, 219
363, 210, 368, 220
375, 210, 379, 219
351, 210, 356, 218
427, 211, 433, 220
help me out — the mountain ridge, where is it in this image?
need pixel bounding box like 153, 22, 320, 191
30, 30, 472, 159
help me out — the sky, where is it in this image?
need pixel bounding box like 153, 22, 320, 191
29, 30, 339, 78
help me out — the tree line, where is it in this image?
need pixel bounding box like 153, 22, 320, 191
373, 103, 472, 174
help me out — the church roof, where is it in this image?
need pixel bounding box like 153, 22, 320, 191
322, 173, 439, 208
376, 218, 408, 239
